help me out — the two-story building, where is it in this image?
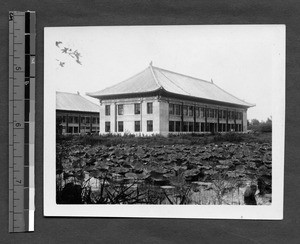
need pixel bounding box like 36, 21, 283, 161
87, 63, 254, 136
56, 91, 100, 134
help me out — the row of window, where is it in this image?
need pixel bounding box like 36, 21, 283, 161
63, 126, 100, 134
105, 103, 153, 116
169, 121, 243, 132
169, 104, 243, 120
57, 115, 99, 124
105, 120, 153, 133
104, 103, 243, 120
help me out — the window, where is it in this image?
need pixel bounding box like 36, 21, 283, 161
188, 106, 193, 117
169, 104, 174, 115
62, 116, 66, 123
175, 105, 181, 116
118, 104, 124, 115
214, 109, 218, 118
206, 123, 210, 132
169, 121, 175, 132
195, 107, 200, 118
183, 122, 188, 132
218, 124, 222, 132
105, 105, 110, 116
67, 127, 73, 134
147, 103, 153, 114
92, 117, 97, 124
96, 118, 100, 124
200, 108, 204, 118
81, 117, 85, 123
209, 109, 214, 118
134, 121, 140, 132
189, 122, 194, 132
68, 116, 73, 123
118, 121, 124, 132
195, 122, 200, 132
134, 103, 140, 114
74, 116, 79, 123
227, 124, 230, 132
183, 106, 188, 116
209, 123, 215, 133
86, 117, 90, 124
201, 123, 205, 132
105, 122, 110, 132
74, 127, 79, 133
175, 121, 181, 132
147, 120, 153, 132
223, 110, 226, 119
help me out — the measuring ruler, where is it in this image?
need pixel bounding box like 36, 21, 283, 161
8, 11, 35, 233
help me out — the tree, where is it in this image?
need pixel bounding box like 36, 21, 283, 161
260, 117, 272, 132
248, 117, 272, 133
250, 119, 260, 126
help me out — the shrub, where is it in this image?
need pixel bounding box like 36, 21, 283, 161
213, 132, 244, 143
248, 118, 272, 133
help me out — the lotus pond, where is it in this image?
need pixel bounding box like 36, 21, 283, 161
56, 133, 272, 205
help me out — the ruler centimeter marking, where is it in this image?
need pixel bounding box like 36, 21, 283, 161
9, 11, 35, 233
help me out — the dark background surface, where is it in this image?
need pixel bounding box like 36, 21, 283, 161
0, 1, 299, 243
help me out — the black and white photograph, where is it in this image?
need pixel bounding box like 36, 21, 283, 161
44, 25, 285, 219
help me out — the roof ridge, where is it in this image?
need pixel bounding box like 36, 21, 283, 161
155, 68, 191, 95
152, 66, 212, 84
149, 63, 162, 88
153, 66, 255, 107
56, 91, 100, 112
57, 91, 100, 106
87, 66, 159, 96
212, 82, 255, 107
80, 97, 100, 107
56, 91, 81, 96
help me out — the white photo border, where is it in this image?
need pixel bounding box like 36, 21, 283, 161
44, 25, 285, 219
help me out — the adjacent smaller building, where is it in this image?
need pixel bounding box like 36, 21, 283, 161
56, 91, 100, 134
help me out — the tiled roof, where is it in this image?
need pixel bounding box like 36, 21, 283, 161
87, 64, 254, 107
56, 92, 100, 113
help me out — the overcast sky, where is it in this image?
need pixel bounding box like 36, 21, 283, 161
45, 25, 285, 121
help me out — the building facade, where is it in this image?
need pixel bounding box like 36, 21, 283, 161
56, 92, 100, 134
87, 64, 254, 136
